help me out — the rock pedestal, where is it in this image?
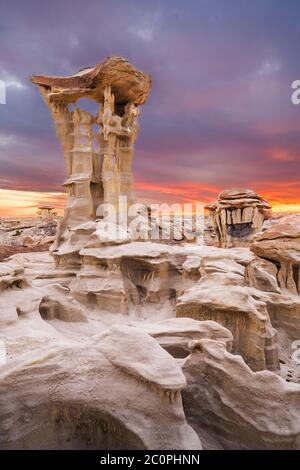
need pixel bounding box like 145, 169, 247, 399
206, 188, 271, 248
38, 206, 55, 222
31, 57, 151, 264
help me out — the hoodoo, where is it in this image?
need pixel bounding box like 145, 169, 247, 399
32, 57, 152, 263
206, 188, 271, 248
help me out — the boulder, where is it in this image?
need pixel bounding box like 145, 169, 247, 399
251, 215, 300, 295
39, 293, 87, 322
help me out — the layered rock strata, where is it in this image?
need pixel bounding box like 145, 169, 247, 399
31, 57, 151, 262
206, 188, 271, 248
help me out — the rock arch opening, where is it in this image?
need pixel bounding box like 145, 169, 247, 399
1, 403, 145, 450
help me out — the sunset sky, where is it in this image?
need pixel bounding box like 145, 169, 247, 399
0, 0, 300, 217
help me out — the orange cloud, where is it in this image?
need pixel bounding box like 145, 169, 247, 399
0, 189, 66, 218
134, 180, 222, 204
254, 181, 299, 201
135, 180, 300, 214
1, 179, 299, 219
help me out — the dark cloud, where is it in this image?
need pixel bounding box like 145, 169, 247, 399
0, 0, 300, 206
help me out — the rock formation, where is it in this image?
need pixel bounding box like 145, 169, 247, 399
31, 57, 151, 264
1, 243, 300, 449
0, 216, 57, 257
0, 323, 201, 450
0, 57, 299, 450
251, 214, 300, 295
1, 214, 300, 449
206, 188, 271, 248
38, 205, 55, 222
176, 254, 279, 371
182, 338, 300, 449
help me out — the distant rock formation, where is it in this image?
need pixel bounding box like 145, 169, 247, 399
38, 205, 55, 222
206, 188, 271, 248
0, 215, 58, 257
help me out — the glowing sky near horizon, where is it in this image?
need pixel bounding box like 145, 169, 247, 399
0, 0, 300, 217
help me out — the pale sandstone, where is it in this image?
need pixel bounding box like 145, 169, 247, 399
251, 214, 300, 295
182, 339, 300, 449
0, 58, 299, 451
32, 57, 151, 266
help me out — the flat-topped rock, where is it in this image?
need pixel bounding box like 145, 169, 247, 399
32, 56, 152, 262
31, 56, 152, 105
218, 188, 265, 202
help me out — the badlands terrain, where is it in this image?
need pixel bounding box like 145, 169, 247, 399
0, 56, 299, 450
0, 213, 57, 262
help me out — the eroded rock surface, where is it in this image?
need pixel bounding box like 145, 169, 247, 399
0, 233, 300, 449
206, 188, 271, 248
251, 214, 300, 295
0, 326, 200, 450
0, 57, 300, 450
183, 339, 300, 449
31, 57, 151, 264
176, 255, 279, 371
